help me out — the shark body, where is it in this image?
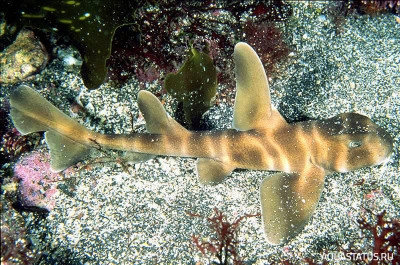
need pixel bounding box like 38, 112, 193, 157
9, 42, 393, 244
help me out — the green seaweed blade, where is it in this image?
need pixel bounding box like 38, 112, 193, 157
165, 47, 217, 129
2, 0, 135, 89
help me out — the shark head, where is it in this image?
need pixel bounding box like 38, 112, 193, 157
314, 113, 393, 172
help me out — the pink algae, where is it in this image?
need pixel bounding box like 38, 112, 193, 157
13, 151, 61, 211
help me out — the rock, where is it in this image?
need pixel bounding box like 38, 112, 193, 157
0, 29, 49, 84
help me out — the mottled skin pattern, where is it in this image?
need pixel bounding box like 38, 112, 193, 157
9, 43, 393, 245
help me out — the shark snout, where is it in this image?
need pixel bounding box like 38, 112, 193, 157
374, 126, 393, 165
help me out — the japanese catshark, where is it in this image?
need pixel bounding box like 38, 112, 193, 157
9, 42, 393, 244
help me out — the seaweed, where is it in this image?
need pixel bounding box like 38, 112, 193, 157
270, 208, 399, 265
355, 209, 400, 264
164, 46, 217, 129
244, 21, 291, 77
188, 208, 260, 265
328, 0, 400, 35
2, 1, 292, 89
1, 225, 41, 264
107, 1, 292, 88
355, 0, 400, 15
1, 197, 42, 265
2, 0, 136, 89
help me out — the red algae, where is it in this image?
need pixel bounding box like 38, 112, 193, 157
13, 151, 61, 211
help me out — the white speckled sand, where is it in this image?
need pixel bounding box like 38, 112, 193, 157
3, 2, 399, 264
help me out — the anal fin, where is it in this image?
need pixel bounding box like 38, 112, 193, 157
196, 158, 235, 185
45, 130, 91, 172
260, 167, 326, 245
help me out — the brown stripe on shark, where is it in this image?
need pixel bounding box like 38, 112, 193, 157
255, 131, 280, 170
216, 131, 231, 163
309, 122, 331, 170
177, 130, 191, 156
264, 130, 290, 172
188, 130, 264, 167
163, 133, 187, 156
294, 125, 313, 172
188, 132, 221, 159
332, 137, 350, 173
276, 125, 313, 174
228, 132, 266, 169
267, 124, 316, 174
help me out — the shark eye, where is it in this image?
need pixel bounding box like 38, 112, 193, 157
348, 141, 362, 148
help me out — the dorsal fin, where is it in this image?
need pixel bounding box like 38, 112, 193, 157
232, 42, 273, 131
137, 90, 187, 135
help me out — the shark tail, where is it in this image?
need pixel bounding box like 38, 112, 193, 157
9, 85, 92, 172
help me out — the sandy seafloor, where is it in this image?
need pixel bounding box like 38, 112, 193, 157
1, 2, 399, 265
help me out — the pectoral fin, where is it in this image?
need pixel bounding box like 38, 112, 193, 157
196, 158, 235, 185
260, 167, 326, 244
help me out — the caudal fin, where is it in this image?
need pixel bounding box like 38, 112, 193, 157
10, 85, 92, 172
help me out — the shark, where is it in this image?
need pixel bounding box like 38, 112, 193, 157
9, 42, 393, 245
